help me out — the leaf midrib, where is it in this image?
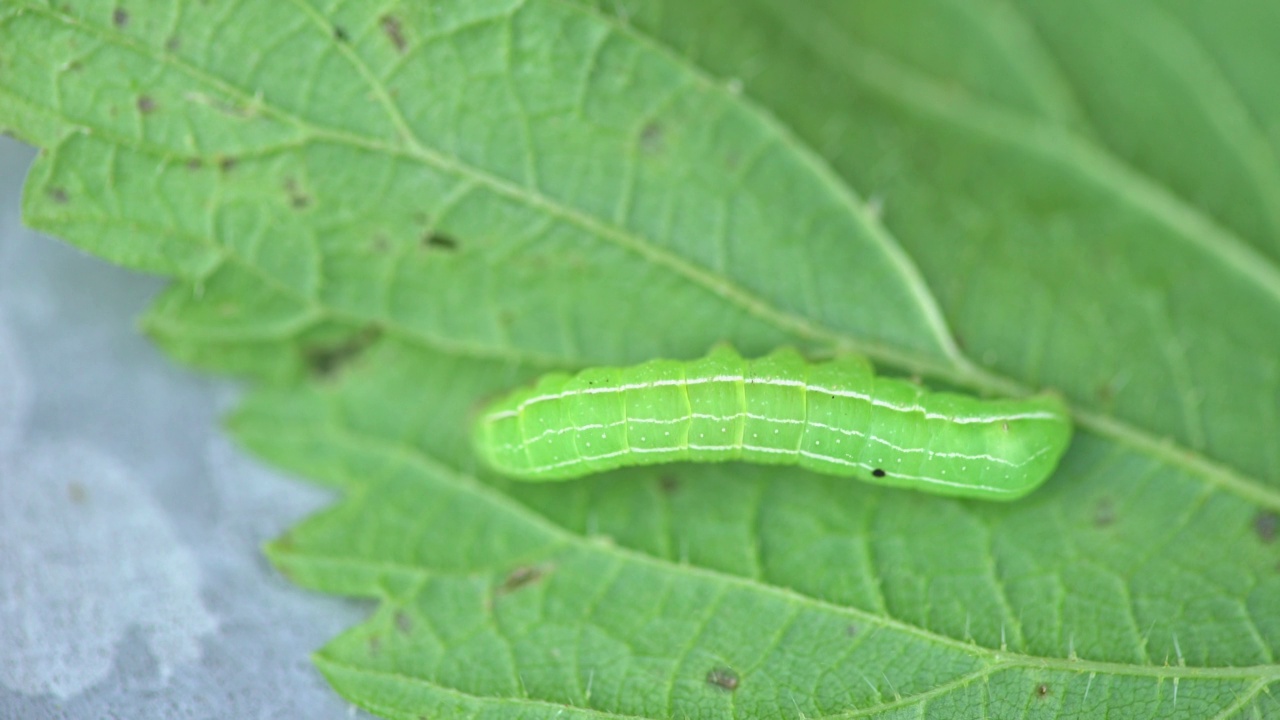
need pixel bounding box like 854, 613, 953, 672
15, 1, 1280, 512
757, 0, 1280, 306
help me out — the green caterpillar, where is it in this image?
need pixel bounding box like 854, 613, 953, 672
473, 347, 1072, 500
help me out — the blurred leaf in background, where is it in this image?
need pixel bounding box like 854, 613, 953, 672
1, 0, 1278, 717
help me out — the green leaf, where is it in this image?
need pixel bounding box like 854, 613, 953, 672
4, 0, 1279, 718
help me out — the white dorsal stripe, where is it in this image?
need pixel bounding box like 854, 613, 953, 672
484, 374, 1057, 425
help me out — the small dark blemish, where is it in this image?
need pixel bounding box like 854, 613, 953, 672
1035, 683, 1050, 698
639, 121, 664, 154
1095, 382, 1114, 404
659, 475, 679, 494
423, 232, 459, 251
333, 25, 349, 42
369, 234, 391, 254
1093, 498, 1116, 528
304, 327, 383, 379
283, 177, 312, 209
218, 156, 237, 173
871, 468, 886, 478
1255, 512, 1278, 544
165, 36, 181, 52
185, 158, 203, 171
112, 7, 129, 27
380, 15, 406, 53
394, 611, 413, 635
845, 624, 859, 637
67, 482, 87, 504
48, 187, 69, 204
136, 95, 156, 114
367, 634, 382, 656
498, 565, 549, 595
706, 667, 739, 692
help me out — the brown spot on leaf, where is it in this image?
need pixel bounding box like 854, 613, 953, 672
845, 624, 859, 637
498, 565, 550, 595
333, 25, 349, 42
165, 36, 181, 52
48, 187, 69, 204
1093, 498, 1116, 528
394, 611, 413, 635
1095, 382, 1115, 404
659, 474, 679, 494
137, 95, 156, 114
185, 158, 203, 171
303, 327, 382, 379
1035, 683, 1050, 698
112, 7, 129, 27
283, 177, 312, 209
423, 232, 458, 251
706, 667, 739, 691
380, 15, 406, 52
1255, 512, 1278, 544
639, 121, 665, 154
217, 156, 237, 173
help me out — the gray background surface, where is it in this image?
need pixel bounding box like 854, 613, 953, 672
0, 135, 375, 718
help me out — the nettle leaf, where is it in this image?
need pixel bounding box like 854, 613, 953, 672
4, 0, 1279, 718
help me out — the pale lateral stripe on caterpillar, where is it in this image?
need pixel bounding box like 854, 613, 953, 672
509, 414, 1026, 466
472, 346, 1073, 500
